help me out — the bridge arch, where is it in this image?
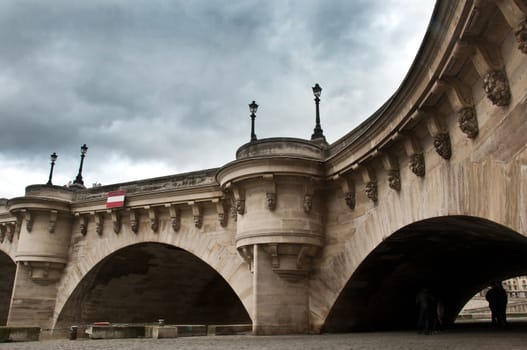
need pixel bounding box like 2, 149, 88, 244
322, 216, 527, 332
0, 251, 15, 325
55, 241, 251, 329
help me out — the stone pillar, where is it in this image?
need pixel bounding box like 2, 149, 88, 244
252, 244, 309, 334
7, 186, 73, 329
217, 138, 326, 335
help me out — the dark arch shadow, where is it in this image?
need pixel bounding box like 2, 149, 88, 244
0, 251, 16, 325
56, 242, 251, 329
323, 216, 527, 332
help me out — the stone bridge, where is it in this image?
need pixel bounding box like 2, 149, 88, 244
1, 0, 526, 335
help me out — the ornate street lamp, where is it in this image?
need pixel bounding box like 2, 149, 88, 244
311, 83, 325, 140
46, 152, 58, 185
249, 100, 258, 142
73, 144, 88, 186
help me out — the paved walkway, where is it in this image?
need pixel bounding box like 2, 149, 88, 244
2, 325, 527, 350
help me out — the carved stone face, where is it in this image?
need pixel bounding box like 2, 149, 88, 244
303, 194, 313, 213
129, 220, 137, 233
409, 153, 425, 177
433, 133, 452, 160
365, 181, 378, 202
218, 213, 226, 227
266, 193, 276, 210
458, 107, 478, 139
150, 220, 158, 232
483, 70, 510, 106
194, 215, 203, 228
388, 170, 401, 191
516, 22, 527, 53
171, 218, 180, 232
344, 191, 355, 209
95, 223, 103, 236
79, 223, 87, 235
236, 199, 245, 215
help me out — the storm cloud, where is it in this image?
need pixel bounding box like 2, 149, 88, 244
0, 0, 435, 198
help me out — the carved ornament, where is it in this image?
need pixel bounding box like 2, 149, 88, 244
230, 205, 238, 222
365, 181, 378, 202
303, 194, 313, 213
167, 204, 181, 232
129, 210, 139, 234
146, 207, 158, 232
409, 153, 425, 177
388, 170, 401, 191
340, 176, 355, 210
434, 133, 452, 160
93, 212, 103, 236
345, 191, 355, 210
0, 225, 5, 243
483, 70, 511, 106
215, 200, 227, 227
191, 202, 202, 229
23, 210, 33, 232
266, 192, 276, 211
236, 199, 245, 215
22, 261, 66, 285
108, 210, 120, 234
516, 21, 527, 53
48, 210, 58, 233
77, 214, 88, 236
458, 107, 479, 139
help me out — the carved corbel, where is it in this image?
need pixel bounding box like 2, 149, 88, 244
20, 210, 33, 233
424, 112, 452, 160
496, 0, 527, 54
361, 167, 378, 203
6, 223, 14, 242
232, 186, 245, 215
22, 261, 66, 284
0, 225, 5, 243
145, 206, 158, 233
213, 199, 227, 227
339, 175, 355, 210
382, 154, 401, 191
128, 209, 139, 234
264, 244, 280, 269
75, 213, 88, 236
238, 245, 254, 272
438, 77, 479, 138
296, 245, 319, 272
189, 202, 202, 229
48, 210, 58, 233
166, 204, 181, 232
107, 210, 121, 234
14, 215, 22, 239
403, 137, 425, 177
92, 212, 103, 236
230, 205, 238, 222
464, 39, 511, 106
263, 175, 277, 211
303, 181, 314, 213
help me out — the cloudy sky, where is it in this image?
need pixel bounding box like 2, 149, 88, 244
0, 0, 435, 199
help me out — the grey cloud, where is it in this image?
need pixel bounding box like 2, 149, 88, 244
0, 0, 435, 198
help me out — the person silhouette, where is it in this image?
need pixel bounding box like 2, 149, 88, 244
416, 288, 438, 334
486, 281, 508, 327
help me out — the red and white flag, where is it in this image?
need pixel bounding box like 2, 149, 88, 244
106, 190, 126, 209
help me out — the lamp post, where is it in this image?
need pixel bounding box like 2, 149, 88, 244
311, 83, 325, 140
46, 152, 58, 185
249, 100, 258, 142
73, 144, 88, 186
